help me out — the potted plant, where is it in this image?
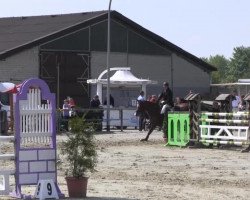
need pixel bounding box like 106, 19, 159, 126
61, 116, 97, 198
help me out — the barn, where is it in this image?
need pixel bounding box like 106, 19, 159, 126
0, 10, 216, 108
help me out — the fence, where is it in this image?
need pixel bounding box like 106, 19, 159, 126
199, 112, 250, 145
0, 136, 15, 195
102, 108, 138, 130
57, 107, 138, 132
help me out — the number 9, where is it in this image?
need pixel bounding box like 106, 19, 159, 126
47, 183, 52, 195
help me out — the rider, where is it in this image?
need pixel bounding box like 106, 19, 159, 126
158, 82, 174, 114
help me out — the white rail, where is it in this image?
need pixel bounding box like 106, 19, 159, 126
199, 112, 250, 146
200, 125, 249, 141
0, 136, 15, 195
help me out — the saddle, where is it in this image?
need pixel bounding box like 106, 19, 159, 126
160, 101, 172, 114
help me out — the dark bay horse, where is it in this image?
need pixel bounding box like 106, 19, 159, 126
136, 101, 165, 141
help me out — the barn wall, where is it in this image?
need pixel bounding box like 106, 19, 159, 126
172, 53, 211, 97
0, 47, 39, 83
128, 53, 171, 99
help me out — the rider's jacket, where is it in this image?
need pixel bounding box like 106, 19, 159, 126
158, 88, 174, 107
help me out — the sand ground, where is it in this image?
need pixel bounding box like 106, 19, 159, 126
1, 130, 250, 200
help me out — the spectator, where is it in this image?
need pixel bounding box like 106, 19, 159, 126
238, 95, 246, 111
231, 90, 240, 112
67, 96, 76, 108
90, 95, 101, 108
103, 94, 115, 107
62, 99, 70, 131
174, 97, 188, 111
137, 91, 146, 131
137, 91, 146, 101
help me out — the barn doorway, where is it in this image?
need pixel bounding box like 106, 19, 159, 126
39, 51, 90, 108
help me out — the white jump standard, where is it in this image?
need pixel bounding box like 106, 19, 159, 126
199, 112, 250, 145
0, 78, 63, 199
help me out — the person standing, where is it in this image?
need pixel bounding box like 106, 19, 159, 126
104, 94, 115, 107
137, 91, 146, 131
62, 99, 70, 131
231, 90, 240, 112
137, 91, 146, 101
90, 95, 101, 108
67, 96, 76, 108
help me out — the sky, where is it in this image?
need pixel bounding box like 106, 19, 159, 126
1, 0, 250, 59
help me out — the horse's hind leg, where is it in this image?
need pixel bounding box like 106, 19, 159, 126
140, 125, 155, 141
241, 145, 250, 153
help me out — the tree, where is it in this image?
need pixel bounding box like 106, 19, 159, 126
203, 46, 250, 83
202, 55, 229, 83
227, 46, 250, 82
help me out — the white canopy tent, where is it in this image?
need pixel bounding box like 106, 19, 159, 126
87, 67, 157, 103
0, 82, 17, 93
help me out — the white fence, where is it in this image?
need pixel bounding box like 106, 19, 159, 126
199, 112, 250, 145
0, 136, 15, 195
19, 89, 52, 146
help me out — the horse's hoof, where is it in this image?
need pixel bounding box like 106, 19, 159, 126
140, 138, 148, 142
241, 149, 250, 153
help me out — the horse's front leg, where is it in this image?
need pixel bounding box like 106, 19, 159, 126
140, 124, 156, 141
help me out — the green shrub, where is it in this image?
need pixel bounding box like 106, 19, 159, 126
61, 117, 97, 178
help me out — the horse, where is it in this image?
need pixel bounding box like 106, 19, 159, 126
136, 101, 165, 141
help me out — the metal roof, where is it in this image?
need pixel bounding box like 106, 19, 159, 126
0, 11, 107, 56
0, 10, 216, 72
